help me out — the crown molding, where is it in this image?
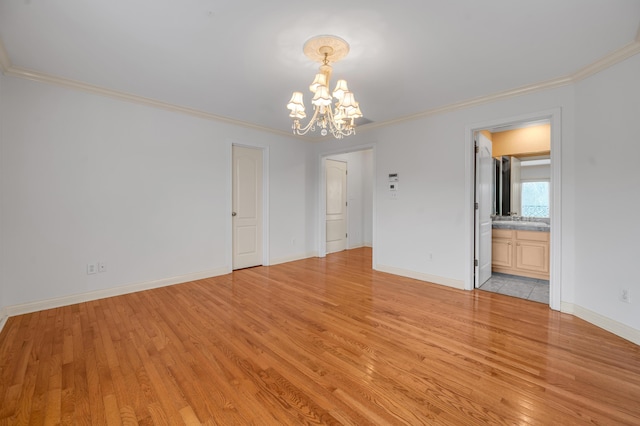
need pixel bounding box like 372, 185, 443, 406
361, 39, 640, 132
1, 36, 639, 138
571, 40, 640, 82
358, 75, 574, 132
2, 63, 293, 139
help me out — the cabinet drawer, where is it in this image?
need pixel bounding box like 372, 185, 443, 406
492, 229, 513, 239
515, 230, 549, 242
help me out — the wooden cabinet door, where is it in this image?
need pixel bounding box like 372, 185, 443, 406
492, 238, 513, 268
515, 240, 549, 273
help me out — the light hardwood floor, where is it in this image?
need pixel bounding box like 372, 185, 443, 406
1, 248, 639, 425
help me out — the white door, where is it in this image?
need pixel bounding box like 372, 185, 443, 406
232, 146, 262, 269
326, 159, 347, 254
475, 132, 493, 287
510, 157, 522, 216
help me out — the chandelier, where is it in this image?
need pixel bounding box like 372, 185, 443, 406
287, 35, 362, 139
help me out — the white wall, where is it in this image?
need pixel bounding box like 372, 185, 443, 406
2, 53, 639, 340
326, 150, 373, 249
0, 75, 312, 308
315, 55, 640, 337
317, 85, 576, 291
573, 53, 640, 331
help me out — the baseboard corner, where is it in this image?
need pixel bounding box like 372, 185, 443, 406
375, 264, 465, 290
561, 302, 640, 346
269, 252, 317, 266
0, 307, 8, 334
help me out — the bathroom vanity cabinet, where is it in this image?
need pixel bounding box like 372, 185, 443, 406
491, 228, 549, 280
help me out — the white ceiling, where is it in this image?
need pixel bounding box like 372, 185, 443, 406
1, 1, 639, 135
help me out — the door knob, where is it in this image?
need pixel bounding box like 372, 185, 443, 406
232, 212, 237, 217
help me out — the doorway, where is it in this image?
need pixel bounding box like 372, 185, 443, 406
320, 148, 374, 260
468, 109, 562, 310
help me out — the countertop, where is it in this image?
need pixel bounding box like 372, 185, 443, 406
491, 220, 550, 232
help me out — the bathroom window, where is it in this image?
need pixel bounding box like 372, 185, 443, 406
521, 181, 549, 217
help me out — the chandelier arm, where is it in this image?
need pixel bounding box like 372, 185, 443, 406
325, 106, 355, 138
293, 105, 322, 135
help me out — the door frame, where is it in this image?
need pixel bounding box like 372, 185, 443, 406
465, 108, 562, 310
318, 143, 376, 265
228, 143, 270, 269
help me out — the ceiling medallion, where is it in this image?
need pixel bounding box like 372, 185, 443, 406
286, 35, 362, 139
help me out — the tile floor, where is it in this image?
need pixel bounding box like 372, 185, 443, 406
479, 272, 549, 304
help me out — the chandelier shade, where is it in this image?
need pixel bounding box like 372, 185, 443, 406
286, 35, 362, 139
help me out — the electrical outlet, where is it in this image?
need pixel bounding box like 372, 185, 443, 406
428, 252, 433, 261
87, 263, 97, 275
620, 288, 631, 303
98, 262, 106, 273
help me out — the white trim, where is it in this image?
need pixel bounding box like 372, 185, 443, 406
318, 156, 327, 257
571, 41, 640, 82
261, 147, 271, 266
362, 77, 573, 132
1, 36, 637, 140
0, 307, 8, 334
359, 41, 640, 133
3, 64, 292, 138
561, 302, 640, 346
375, 264, 465, 290
225, 141, 234, 271
548, 110, 562, 311
464, 108, 562, 311
348, 243, 369, 250
269, 252, 318, 266
3, 267, 230, 319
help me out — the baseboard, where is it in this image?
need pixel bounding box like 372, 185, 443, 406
561, 302, 640, 346
348, 243, 373, 249
269, 252, 318, 266
3, 266, 231, 320
375, 264, 465, 290
0, 307, 8, 335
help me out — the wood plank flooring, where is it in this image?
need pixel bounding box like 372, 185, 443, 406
1, 248, 639, 425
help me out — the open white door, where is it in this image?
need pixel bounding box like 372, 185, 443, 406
475, 132, 493, 287
232, 146, 263, 269
326, 159, 347, 254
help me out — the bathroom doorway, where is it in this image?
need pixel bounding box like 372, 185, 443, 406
468, 109, 562, 310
